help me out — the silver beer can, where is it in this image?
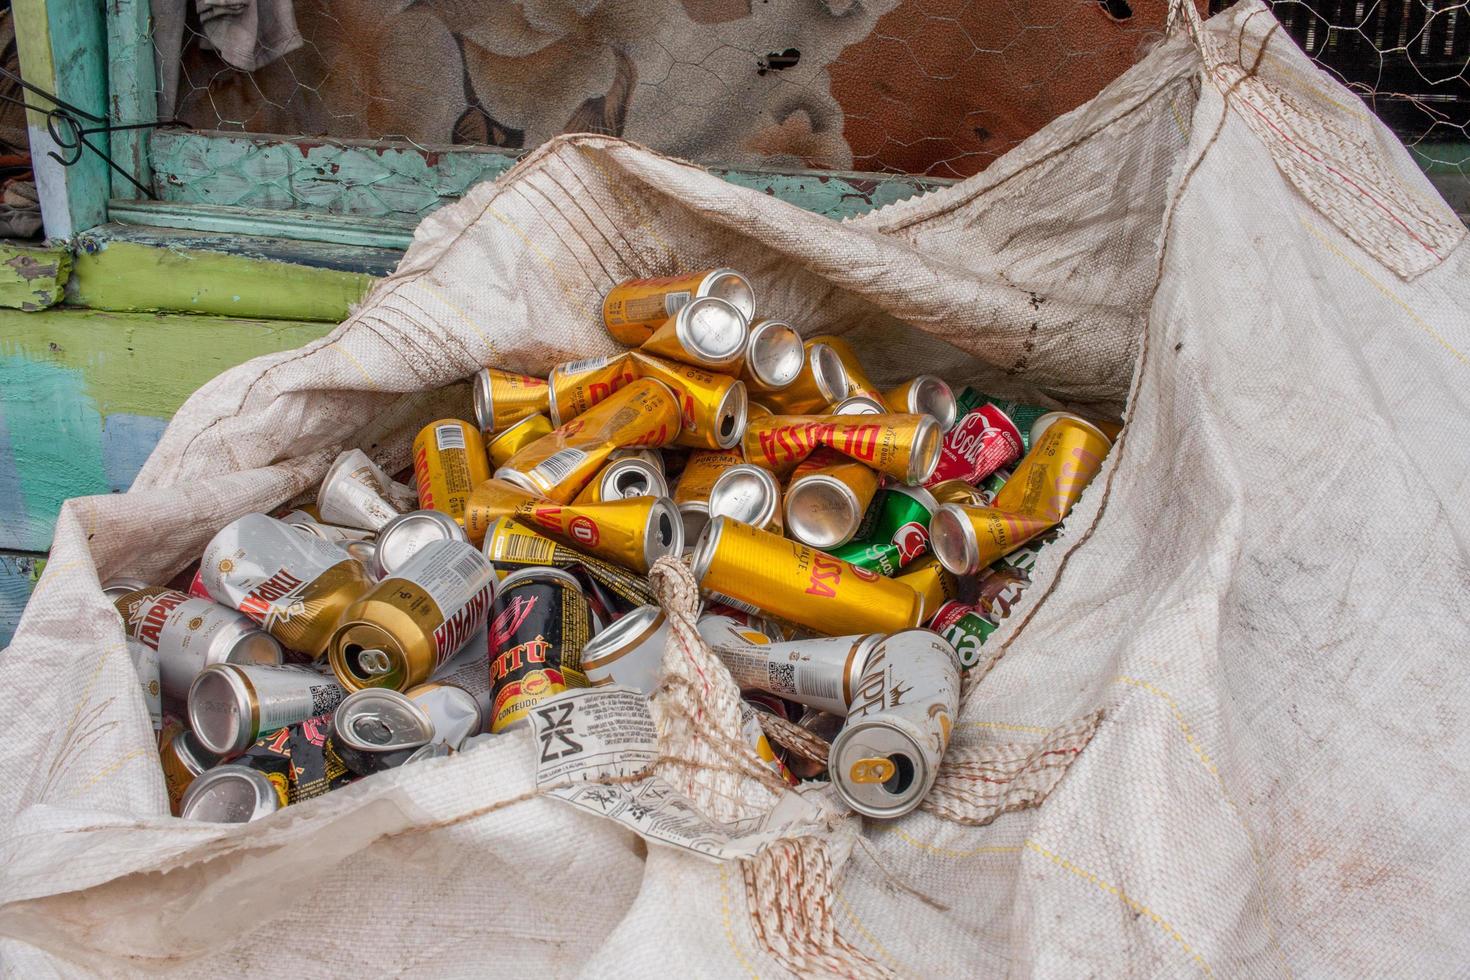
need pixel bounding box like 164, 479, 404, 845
373, 509, 469, 579
180, 764, 283, 823
580, 604, 670, 694
125, 636, 163, 730
317, 448, 417, 530
331, 687, 435, 774
115, 587, 283, 701
101, 576, 152, 600
696, 613, 880, 716
188, 662, 347, 757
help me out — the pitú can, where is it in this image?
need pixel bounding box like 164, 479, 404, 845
488, 567, 591, 732
629, 351, 747, 450
991, 416, 1110, 524
697, 613, 882, 715
930, 503, 1053, 575
895, 556, 959, 623
498, 378, 681, 503
580, 604, 670, 693
180, 763, 284, 822
406, 656, 492, 748
740, 318, 805, 392
548, 352, 637, 424
125, 636, 163, 730
328, 539, 496, 692
101, 576, 152, 600
691, 517, 923, 636
929, 600, 999, 670
827, 394, 887, 416
331, 688, 435, 774
373, 509, 469, 579
573, 454, 669, 505
488, 412, 555, 469
884, 376, 958, 431
831, 484, 940, 575
638, 296, 749, 371
159, 727, 221, 816
203, 513, 375, 657
283, 511, 376, 546
829, 629, 960, 818
783, 449, 880, 550
762, 341, 848, 415
413, 419, 491, 525
115, 586, 283, 700
474, 367, 551, 434
673, 448, 744, 546
925, 401, 1024, 487
1027, 410, 1114, 453
743, 413, 942, 485
188, 662, 347, 757
709, 463, 784, 533
602, 268, 755, 345
976, 565, 1029, 621
465, 478, 682, 572
806, 335, 884, 404
481, 517, 659, 611
318, 448, 415, 530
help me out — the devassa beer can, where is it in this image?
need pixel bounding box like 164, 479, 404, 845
829, 629, 960, 819
474, 367, 551, 434
481, 517, 660, 611
602, 268, 755, 345
884, 376, 958, 431
741, 318, 805, 391
638, 296, 749, 371
928, 600, 999, 672
1027, 410, 1114, 451
115, 586, 282, 700
895, 556, 959, 623
924, 401, 1025, 487
991, 416, 1111, 524
830, 484, 940, 575
488, 413, 555, 469
318, 448, 416, 530
188, 662, 347, 757
179, 763, 284, 822
203, 514, 375, 657
827, 394, 887, 416
580, 603, 670, 693
708, 463, 784, 533
464, 478, 682, 572
328, 539, 496, 692
573, 454, 669, 505
372, 509, 469, 579
548, 352, 637, 425
761, 341, 848, 415
673, 448, 744, 545
497, 378, 681, 503
743, 413, 941, 484
690, 517, 923, 636
697, 613, 881, 715
783, 449, 880, 550
628, 350, 747, 450
488, 567, 591, 732
413, 419, 491, 525
930, 503, 1054, 575
331, 688, 435, 774
159, 727, 220, 815
806, 335, 884, 404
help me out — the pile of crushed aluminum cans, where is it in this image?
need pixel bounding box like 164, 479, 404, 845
110, 268, 1117, 824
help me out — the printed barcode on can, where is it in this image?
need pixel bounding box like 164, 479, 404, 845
797, 669, 840, 705
495, 532, 556, 565
450, 549, 486, 582
664, 291, 692, 315
561, 355, 616, 375
436, 424, 467, 451
710, 591, 761, 616
533, 448, 588, 486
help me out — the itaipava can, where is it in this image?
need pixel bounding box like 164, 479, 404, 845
115, 586, 283, 700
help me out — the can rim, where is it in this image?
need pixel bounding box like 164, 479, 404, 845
808, 342, 849, 404
187, 663, 254, 757
333, 687, 435, 752
179, 764, 281, 822
713, 380, 749, 449
580, 604, 666, 669
911, 375, 958, 431
931, 503, 979, 575
699, 268, 756, 322
745, 318, 805, 389
1029, 411, 1113, 448
674, 295, 749, 368
500, 565, 584, 591
472, 368, 494, 433
599, 455, 667, 500
643, 497, 686, 569
829, 394, 887, 415
907, 415, 943, 485
375, 509, 467, 578
785, 473, 862, 549
709, 464, 780, 529
829, 718, 932, 819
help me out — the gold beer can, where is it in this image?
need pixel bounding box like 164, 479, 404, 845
743, 413, 942, 484
628, 350, 747, 450
762, 341, 848, 415
673, 448, 745, 545
547, 352, 637, 425
740, 318, 805, 392
883, 375, 958, 430
690, 517, 923, 636
806, 335, 885, 404
498, 378, 682, 503
708, 463, 784, 534
929, 503, 1055, 575
993, 416, 1111, 524
894, 556, 959, 624
602, 268, 755, 345
473, 368, 551, 434
639, 296, 749, 371
412, 419, 491, 525
572, 454, 669, 505
487, 413, 555, 469
783, 449, 880, 550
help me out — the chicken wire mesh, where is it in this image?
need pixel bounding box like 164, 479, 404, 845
148, 0, 1469, 219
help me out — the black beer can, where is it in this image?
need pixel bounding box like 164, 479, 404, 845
488, 568, 591, 732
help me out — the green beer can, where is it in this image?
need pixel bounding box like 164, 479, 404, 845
830, 485, 940, 575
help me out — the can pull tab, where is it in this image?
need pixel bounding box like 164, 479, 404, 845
359, 649, 392, 675
848, 757, 895, 784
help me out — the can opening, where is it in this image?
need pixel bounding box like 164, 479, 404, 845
719, 411, 736, 440
882, 753, 916, 796
348, 714, 396, 746
612, 469, 650, 497
345, 644, 392, 677
657, 511, 675, 548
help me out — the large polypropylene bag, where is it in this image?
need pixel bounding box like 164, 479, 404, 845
4, 1, 1469, 973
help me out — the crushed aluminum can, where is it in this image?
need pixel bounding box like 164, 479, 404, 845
407, 653, 492, 748
697, 613, 882, 715
331, 688, 435, 774
830, 484, 940, 575
894, 556, 960, 624
806, 335, 885, 404
474, 367, 551, 434
761, 341, 848, 415
160, 728, 220, 815
929, 503, 1053, 576
672, 448, 744, 547
743, 413, 942, 485
318, 448, 416, 530
481, 517, 659, 612
1027, 410, 1115, 452
488, 413, 556, 469
928, 600, 999, 672
180, 763, 284, 823
638, 295, 749, 371
991, 416, 1111, 524
628, 350, 748, 450
283, 511, 376, 546
925, 401, 1024, 487
547, 353, 637, 425
573, 454, 670, 505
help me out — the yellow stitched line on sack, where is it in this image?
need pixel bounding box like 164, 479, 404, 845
1113, 676, 1218, 775
481, 203, 599, 322
399, 280, 500, 361
959, 720, 1053, 735
72, 746, 150, 793
325, 342, 380, 386
1299, 215, 1469, 368
1025, 839, 1214, 977
875, 825, 1024, 859
835, 888, 912, 975
719, 862, 761, 980
1167, 98, 1191, 140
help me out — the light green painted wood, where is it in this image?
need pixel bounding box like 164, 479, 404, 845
0, 240, 70, 310
106, 0, 157, 200
111, 199, 416, 250
12, 0, 110, 237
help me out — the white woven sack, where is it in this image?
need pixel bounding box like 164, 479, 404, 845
3, 1, 1468, 974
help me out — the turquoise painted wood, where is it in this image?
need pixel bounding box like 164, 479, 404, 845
105, 0, 157, 200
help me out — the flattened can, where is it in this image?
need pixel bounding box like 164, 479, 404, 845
991, 416, 1110, 524
188, 662, 347, 757
488, 567, 591, 732
743, 413, 941, 485
673, 448, 744, 546
202, 513, 375, 657
884, 376, 958, 431
762, 341, 848, 415
580, 604, 669, 694
930, 503, 1054, 575
159, 728, 220, 815
573, 454, 669, 505
740, 318, 805, 391
929, 600, 998, 672
830, 484, 940, 575
116, 586, 283, 699
629, 350, 747, 449
498, 378, 681, 503
331, 687, 435, 774
783, 449, 880, 549
829, 629, 960, 818
474, 367, 552, 433
548, 352, 637, 425
709, 463, 784, 533
318, 448, 416, 530
407, 654, 492, 747
328, 539, 496, 692
488, 413, 555, 469
413, 419, 491, 525
806, 335, 884, 403
697, 613, 881, 715
372, 509, 468, 579
638, 295, 749, 370
690, 517, 923, 636
602, 268, 755, 346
